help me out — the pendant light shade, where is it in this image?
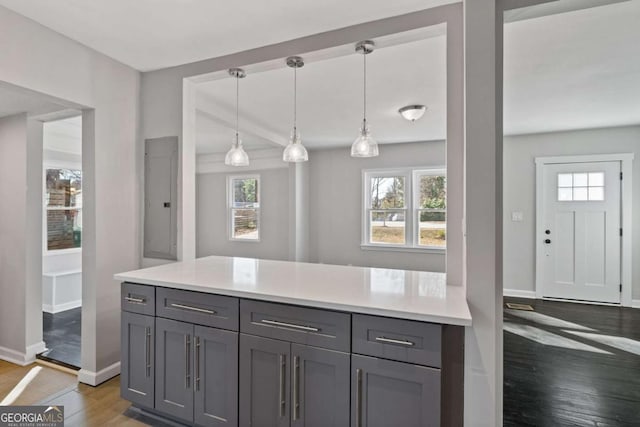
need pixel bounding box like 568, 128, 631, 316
225, 68, 249, 167
351, 40, 379, 158
283, 56, 308, 163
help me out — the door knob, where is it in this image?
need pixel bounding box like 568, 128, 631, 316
163, 202, 171, 208
545, 239, 551, 244
545, 230, 551, 235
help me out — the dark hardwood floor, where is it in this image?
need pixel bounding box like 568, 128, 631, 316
40, 307, 81, 369
504, 297, 640, 426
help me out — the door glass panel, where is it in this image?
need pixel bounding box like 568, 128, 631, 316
588, 187, 604, 201
588, 172, 604, 187
558, 173, 573, 187
573, 187, 588, 201
558, 188, 573, 201
573, 173, 588, 187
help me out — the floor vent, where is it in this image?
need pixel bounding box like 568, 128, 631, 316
505, 303, 534, 311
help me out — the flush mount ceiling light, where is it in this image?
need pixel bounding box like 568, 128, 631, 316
225, 67, 249, 167
399, 105, 427, 122
351, 40, 379, 158
283, 56, 309, 163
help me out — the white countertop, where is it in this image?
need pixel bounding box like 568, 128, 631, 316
114, 256, 472, 326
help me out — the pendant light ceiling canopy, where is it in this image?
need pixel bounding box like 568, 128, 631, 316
351, 40, 379, 158
283, 56, 309, 163
225, 67, 249, 167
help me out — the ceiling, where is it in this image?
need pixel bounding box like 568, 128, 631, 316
0, 0, 457, 71
503, 0, 640, 135
195, 35, 447, 154
0, 85, 67, 119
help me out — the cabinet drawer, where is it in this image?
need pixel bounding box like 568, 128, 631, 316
156, 288, 239, 331
121, 283, 155, 316
240, 300, 350, 352
352, 314, 441, 368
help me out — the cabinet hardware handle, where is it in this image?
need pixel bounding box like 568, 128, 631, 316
279, 354, 286, 418
293, 356, 300, 421
145, 327, 151, 378
125, 296, 145, 304
261, 319, 319, 332
195, 336, 201, 391
170, 303, 215, 315
356, 368, 363, 427
185, 335, 191, 389
375, 336, 415, 346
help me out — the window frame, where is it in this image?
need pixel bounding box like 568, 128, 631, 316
362, 167, 446, 253
43, 162, 83, 255
227, 174, 261, 242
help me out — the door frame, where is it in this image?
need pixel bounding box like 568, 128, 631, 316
535, 153, 634, 306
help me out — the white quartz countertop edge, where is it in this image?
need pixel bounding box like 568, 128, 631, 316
113, 274, 472, 327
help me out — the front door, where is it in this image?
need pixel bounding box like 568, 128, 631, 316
540, 161, 621, 303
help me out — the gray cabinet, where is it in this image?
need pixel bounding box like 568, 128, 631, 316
156, 318, 239, 426
155, 317, 194, 421
351, 354, 441, 427
239, 334, 350, 427
239, 334, 290, 427
121, 311, 154, 408
194, 325, 238, 426
291, 344, 350, 427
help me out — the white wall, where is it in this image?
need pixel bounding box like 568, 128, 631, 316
308, 141, 447, 271
0, 5, 140, 382
196, 166, 291, 260
503, 125, 640, 299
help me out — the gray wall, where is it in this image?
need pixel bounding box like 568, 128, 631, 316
196, 167, 291, 261
0, 5, 140, 381
503, 125, 640, 299
308, 141, 446, 271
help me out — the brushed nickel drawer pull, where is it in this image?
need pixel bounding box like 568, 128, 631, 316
293, 355, 300, 421
195, 336, 201, 391
375, 336, 415, 346
185, 334, 191, 389
261, 319, 319, 332
170, 303, 215, 315
145, 327, 151, 377
356, 368, 363, 427
125, 296, 145, 304
279, 354, 286, 417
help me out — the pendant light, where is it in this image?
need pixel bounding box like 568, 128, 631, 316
351, 40, 379, 158
283, 56, 309, 162
225, 68, 249, 167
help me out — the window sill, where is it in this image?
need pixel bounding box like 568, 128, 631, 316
44, 248, 82, 256
360, 244, 446, 254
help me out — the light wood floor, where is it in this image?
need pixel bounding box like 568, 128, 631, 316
0, 360, 155, 426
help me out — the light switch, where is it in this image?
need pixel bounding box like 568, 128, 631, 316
511, 211, 524, 222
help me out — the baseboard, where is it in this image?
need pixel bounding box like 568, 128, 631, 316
632, 300, 640, 309
0, 341, 46, 366
78, 361, 120, 386
42, 300, 82, 314
503, 289, 537, 299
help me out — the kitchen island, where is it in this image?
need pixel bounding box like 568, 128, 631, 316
115, 256, 471, 427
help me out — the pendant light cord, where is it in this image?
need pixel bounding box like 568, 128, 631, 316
293, 65, 297, 134
363, 50, 367, 125
235, 74, 240, 143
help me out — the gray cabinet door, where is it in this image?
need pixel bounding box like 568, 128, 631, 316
239, 334, 290, 427
291, 344, 350, 427
351, 355, 441, 427
155, 318, 194, 422
194, 325, 238, 427
121, 311, 154, 409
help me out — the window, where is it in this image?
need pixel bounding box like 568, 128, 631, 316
228, 175, 260, 241
364, 168, 446, 250
45, 168, 82, 251
557, 172, 604, 201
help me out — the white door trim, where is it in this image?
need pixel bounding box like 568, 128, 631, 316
535, 153, 634, 307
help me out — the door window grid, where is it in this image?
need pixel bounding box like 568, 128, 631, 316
557, 172, 605, 202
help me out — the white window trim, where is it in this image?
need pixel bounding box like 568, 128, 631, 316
43, 162, 82, 256
227, 174, 261, 243
362, 167, 446, 252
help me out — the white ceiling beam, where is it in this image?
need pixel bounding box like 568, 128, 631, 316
196, 92, 288, 147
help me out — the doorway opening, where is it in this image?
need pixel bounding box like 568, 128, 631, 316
38, 115, 83, 369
